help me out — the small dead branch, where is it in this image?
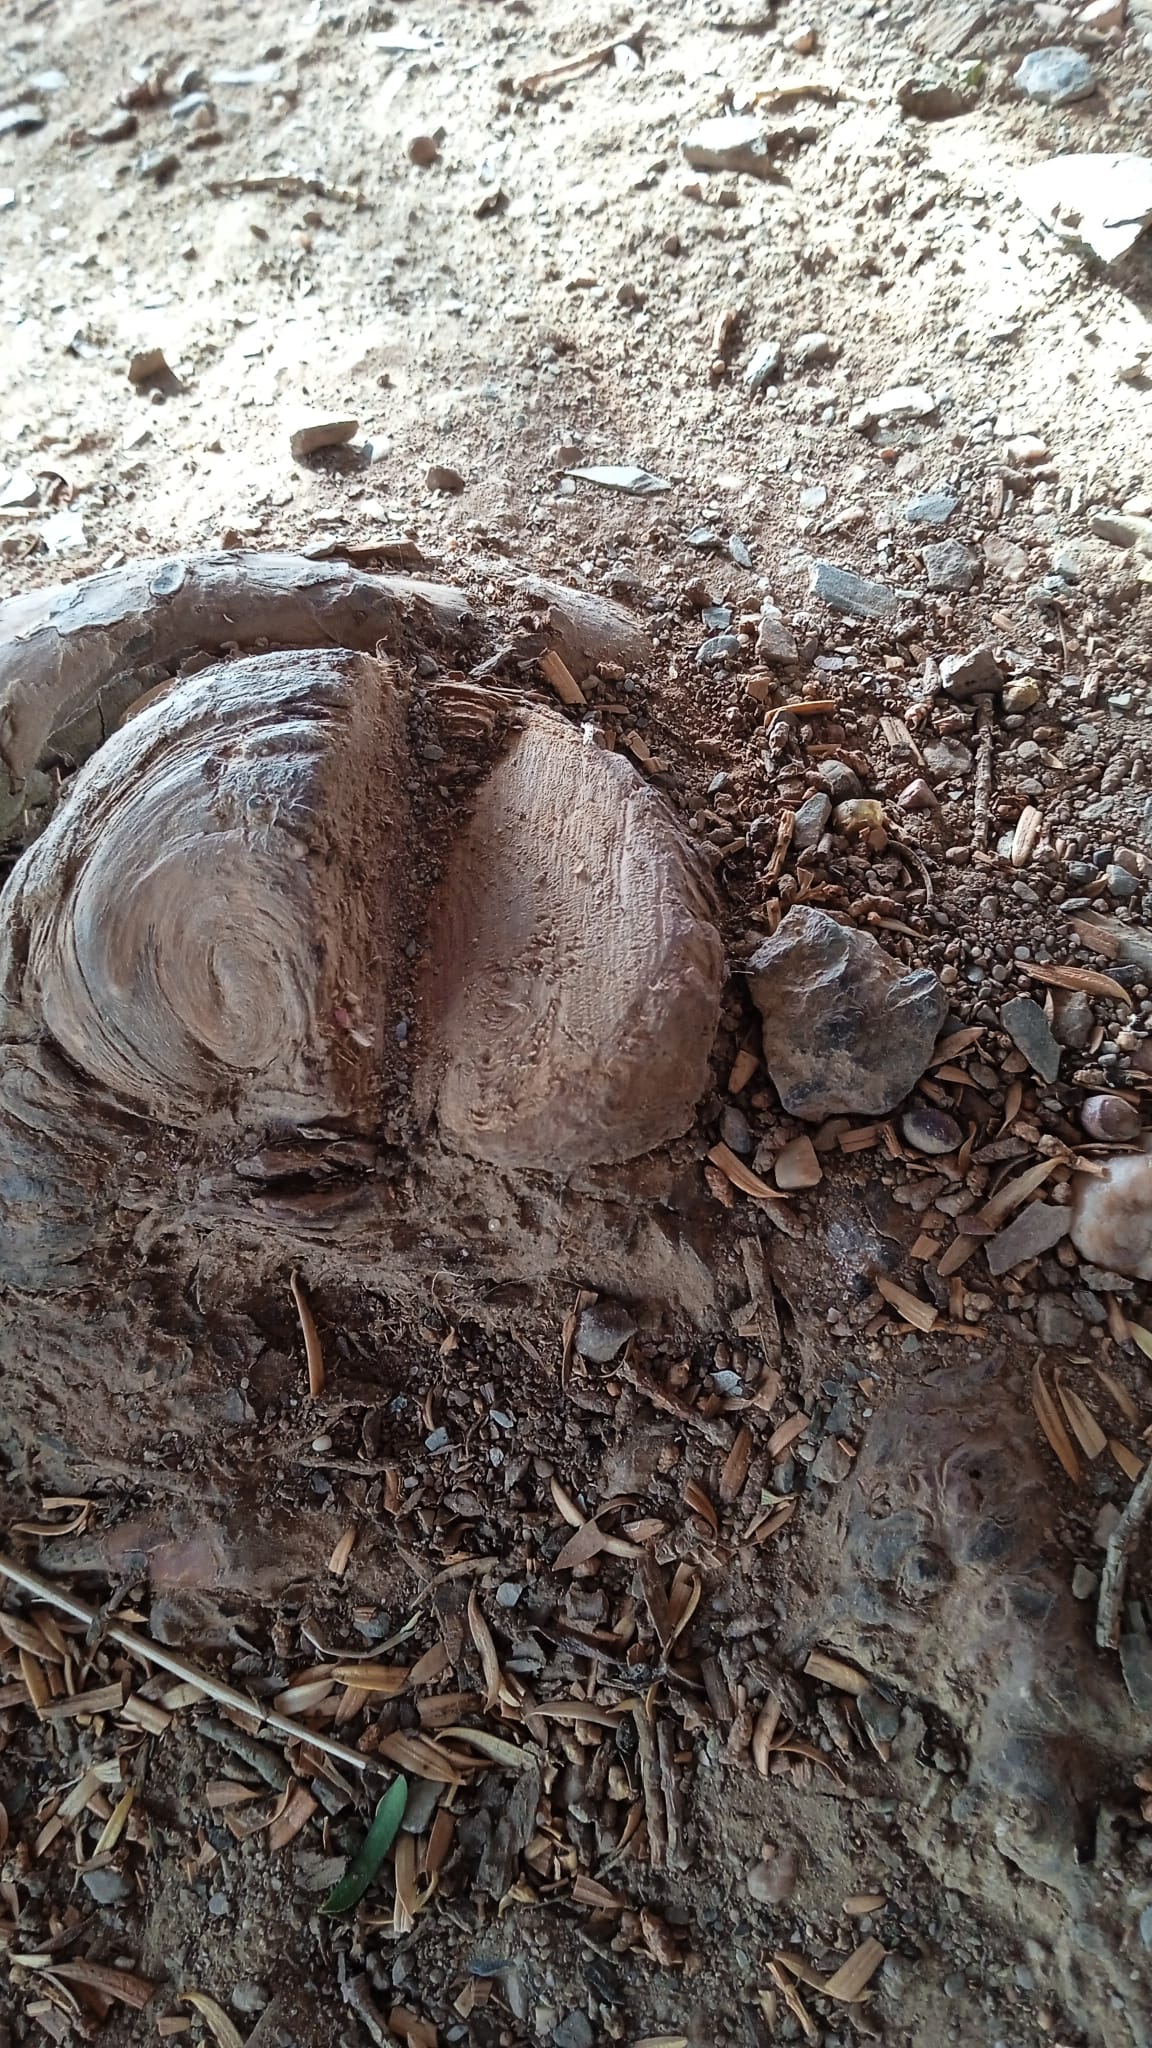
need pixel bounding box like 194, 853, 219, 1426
1097, 1456, 1152, 1649
0, 1551, 381, 1774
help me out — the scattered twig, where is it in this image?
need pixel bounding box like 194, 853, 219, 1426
632, 1701, 667, 1869
1097, 1456, 1152, 1649
971, 694, 995, 850
0, 1551, 380, 1774
290, 1269, 326, 1397
617, 1357, 731, 1449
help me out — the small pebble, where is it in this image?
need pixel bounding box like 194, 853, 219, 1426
426, 464, 465, 493
747, 1848, 800, 1905
407, 134, 440, 165
1081, 1094, 1142, 1142
575, 1298, 638, 1363
901, 1104, 962, 1155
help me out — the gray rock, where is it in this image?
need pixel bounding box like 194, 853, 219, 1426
939, 646, 1003, 698
1036, 1293, 1083, 1345
575, 1299, 637, 1363
1071, 1561, 1098, 1600
1001, 995, 1061, 1083
292, 418, 360, 460
682, 115, 782, 179
426, 464, 465, 494
849, 384, 936, 432
746, 1848, 799, 1905
756, 605, 798, 663
1106, 863, 1140, 900
696, 632, 741, 666
1081, 1094, 1142, 1142
904, 491, 958, 525
811, 1436, 854, 1483
808, 561, 897, 620
136, 146, 180, 182
901, 1105, 963, 1155
1141, 1903, 1152, 1951
793, 330, 836, 365
985, 1201, 1070, 1275
821, 760, 862, 803
87, 110, 138, 144
744, 339, 783, 390
1051, 988, 1094, 1050
793, 792, 832, 850
923, 737, 973, 780
720, 1105, 755, 1155
551, 2013, 595, 2048
923, 540, 982, 592
729, 534, 753, 569
82, 1868, 133, 1905
1090, 512, 1150, 550
231, 1985, 270, 2016
1014, 47, 1097, 105
747, 907, 947, 1121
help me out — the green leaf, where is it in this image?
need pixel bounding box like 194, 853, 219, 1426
320, 1775, 408, 1915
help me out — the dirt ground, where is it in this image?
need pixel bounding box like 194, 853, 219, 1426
3, 0, 1152, 2045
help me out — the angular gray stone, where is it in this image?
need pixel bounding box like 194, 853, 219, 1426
1036, 1293, 1083, 1345
747, 907, 947, 1121
756, 605, 798, 663
986, 1201, 1070, 1275
1001, 996, 1061, 1083
1014, 47, 1097, 105
923, 540, 981, 592
904, 491, 959, 525
924, 737, 973, 781
808, 561, 897, 620
820, 760, 862, 803
682, 116, 782, 179
793, 792, 832, 850
720, 1105, 754, 1155
939, 646, 1003, 698
82, 1868, 133, 1905
552, 2014, 595, 2048
1051, 988, 1094, 1050
575, 1299, 637, 1363
744, 339, 783, 390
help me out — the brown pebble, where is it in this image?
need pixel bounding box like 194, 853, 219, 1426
898, 776, 938, 812
407, 134, 439, 166
747, 1848, 799, 1905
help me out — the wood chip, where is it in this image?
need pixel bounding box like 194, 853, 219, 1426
707, 1142, 790, 1200
1032, 1362, 1081, 1484
843, 1892, 887, 1915
683, 1479, 718, 1536
823, 1938, 887, 2002
1110, 1439, 1145, 1482
718, 1427, 752, 1505
804, 1651, 870, 1696
538, 647, 586, 706
180, 1993, 244, 2048
1010, 804, 1043, 868
1056, 1380, 1107, 1460
728, 1048, 759, 1093
978, 1156, 1056, 1229
40, 1680, 125, 1720
874, 1274, 937, 1332
765, 1412, 811, 1460
1022, 961, 1133, 1007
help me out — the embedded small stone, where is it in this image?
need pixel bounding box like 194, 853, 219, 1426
774, 1134, 823, 1189
901, 1104, 963, 1155
1001, 995, 1060, 1084
986, 1200, 1070, 1275
1081, 1094, 1142, 1142
575, 1298, 638, 1363
793, 792, 832, 850
1014, 46, 1098, 105
834, 798, 884, 836
747, 1848, 800, 1905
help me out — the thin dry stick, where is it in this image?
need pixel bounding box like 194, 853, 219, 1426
290, 1269, 326, 1397
971, 693, 995, 850
1097, 1456, 1152, 1649
0, 1551, 381, 1775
